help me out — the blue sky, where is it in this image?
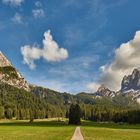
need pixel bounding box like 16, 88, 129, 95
0, 0, 140, 93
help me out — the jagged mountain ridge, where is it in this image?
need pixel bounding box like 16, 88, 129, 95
91, 69, 140, 102
1, 50, 140, 103
121, 69, 140, 91
0, 51, 30, 91
120, 68, 140, 103
1, 51, 140, 121
93, 85, 116, 98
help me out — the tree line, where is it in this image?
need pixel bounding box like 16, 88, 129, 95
0, 83, 64, 120
1, 83, 140, 124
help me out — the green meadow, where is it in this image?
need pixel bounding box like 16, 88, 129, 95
81, 121, 140, 140
0, 119, 140, 140
0, 119, 75, 140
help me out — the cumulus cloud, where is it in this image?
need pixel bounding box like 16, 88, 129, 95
32, 9, 45, 18
21, 44, 41, 69
2, 0, 24, 7
88, 30, 140, 92
42, 30, 68, 62
32, 1, 45, 18
87, 82, 100, 92
11, 13, 22, 24
21, 30, 68, 69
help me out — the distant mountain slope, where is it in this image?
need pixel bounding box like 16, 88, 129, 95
30, 85, 75, 106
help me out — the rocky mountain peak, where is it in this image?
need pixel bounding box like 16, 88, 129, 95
0, 51, 30, 91
95, 84, 116, 98
0, 51, 11, 67
121, 68, 140, 91
97, 84, 108, 92
132, 69, 140, 79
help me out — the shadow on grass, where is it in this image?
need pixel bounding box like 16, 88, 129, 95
1, 120, 140, 130
81, 121, 140, 130
0, 120, 69, 127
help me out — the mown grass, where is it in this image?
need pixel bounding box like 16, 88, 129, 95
0, 119, 75, 140
1, 119, 140, 140
81, 121, 140, 140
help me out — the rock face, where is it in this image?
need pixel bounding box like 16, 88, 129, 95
93, 85, 116, 98
121, 69, 140, 91
0, 51, 30, 91
121, 69, 140, 103
0, 51, 11, 67
93, 69, 140, 103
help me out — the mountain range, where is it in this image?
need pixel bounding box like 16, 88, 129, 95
1, 50, 140, 121
1, 51, 140, 103
92, 68, 140, 103
0, 51, 140, 102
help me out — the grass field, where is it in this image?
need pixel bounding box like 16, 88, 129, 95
0, 119, 75, 140
81, 121, 140, 140
1, 119, 140, 140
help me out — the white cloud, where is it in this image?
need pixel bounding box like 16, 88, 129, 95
11, 13, 22, 24
21, 30, 68, 69
96, 30, 140, 91
35, 1, 42, 7
32, 9, 45, 18
87, 82, 100, 92
32, 1, 44, 18
21, 44, 41, 69
2, 0, 24, 7
42, 30, 68, 62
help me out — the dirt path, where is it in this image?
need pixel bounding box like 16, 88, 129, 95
71, 126, 84, 140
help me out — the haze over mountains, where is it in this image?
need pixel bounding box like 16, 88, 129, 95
1, 50, 140, 103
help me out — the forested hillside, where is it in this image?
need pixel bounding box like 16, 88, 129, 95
1, 50, 140, 124
1, 82, 140, 123
0, 83, 48, 119
30, 85, 140, 123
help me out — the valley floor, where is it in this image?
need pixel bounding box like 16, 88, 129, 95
0, 119, 75, 140
0, 119, 140, 140
81, 121, 140, 140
